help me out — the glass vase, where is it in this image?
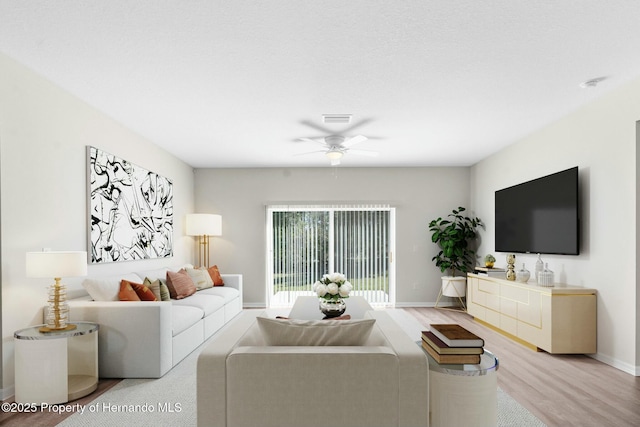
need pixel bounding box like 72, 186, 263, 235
319, 298, 346, 318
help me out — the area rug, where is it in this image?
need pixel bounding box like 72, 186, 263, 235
59, 339, 545, 427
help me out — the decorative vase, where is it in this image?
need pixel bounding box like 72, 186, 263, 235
319, 298, 346, 318
506, 254, 516, 281
537, 263, 554, 287
535, 254, 544, 282
485, 261, 495, 268
516, 263, 530, 283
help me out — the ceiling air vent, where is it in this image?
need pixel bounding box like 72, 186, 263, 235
322, 114, 352, 124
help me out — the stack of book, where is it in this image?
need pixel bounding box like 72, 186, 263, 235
421, 323, 485, 364
473, 266, 506, 278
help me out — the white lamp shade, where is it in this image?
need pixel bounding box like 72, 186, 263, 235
186, 214, 222, 236
26, 251, 88, 278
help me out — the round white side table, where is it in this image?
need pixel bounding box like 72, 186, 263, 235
14, 321, 99, 404
426, 349, 499, 427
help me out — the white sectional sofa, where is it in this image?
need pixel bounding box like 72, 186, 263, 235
197, 310, 429, 427
64, 266, 243, 378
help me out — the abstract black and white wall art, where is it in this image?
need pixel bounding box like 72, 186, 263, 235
88, 146, 174, 263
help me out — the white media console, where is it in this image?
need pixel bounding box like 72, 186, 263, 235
467, 273, 596, 354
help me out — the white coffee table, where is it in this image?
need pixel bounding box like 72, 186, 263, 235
288, 296, 373, 319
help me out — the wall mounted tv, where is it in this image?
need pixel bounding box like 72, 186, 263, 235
495, 167, 579, 255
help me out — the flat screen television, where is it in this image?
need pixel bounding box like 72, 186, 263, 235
495, 167, 579, 255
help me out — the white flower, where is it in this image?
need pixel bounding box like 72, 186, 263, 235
329, 273, 345, 283
339, 282, 352, 297
312, 281, 321, 292
327, 283, 339, 295
315, 283, 328, 297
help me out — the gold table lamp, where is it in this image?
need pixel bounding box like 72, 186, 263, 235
26, 251, 87, 332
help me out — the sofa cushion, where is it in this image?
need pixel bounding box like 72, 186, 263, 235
171, 305, 204, 337
118, 280, 141, 301
172, 294, 225, 317
198, 286, 239, 303
186, 267, 214, 290
257, 317, 376, 346
207, 265, 225, 286
82, 273, 143, 301
166, 270, 197, 299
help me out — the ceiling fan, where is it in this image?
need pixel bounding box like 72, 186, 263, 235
296, 134, 379, 165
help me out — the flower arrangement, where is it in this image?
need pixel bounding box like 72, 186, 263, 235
312, 273, 353, 301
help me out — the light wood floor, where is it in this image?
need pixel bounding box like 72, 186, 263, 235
2, 307, 639, 426
405, 307, 640, 427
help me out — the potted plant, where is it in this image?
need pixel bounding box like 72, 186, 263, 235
429, 207, 484, 299
484, 254, 496, 268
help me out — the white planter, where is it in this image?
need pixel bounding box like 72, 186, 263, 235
441, 276, 466, 297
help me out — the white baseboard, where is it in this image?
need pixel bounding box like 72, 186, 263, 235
394, 301, 463, 308
589, 352, 640, 376
243, 303, 267, 309
1, 385, 15, 401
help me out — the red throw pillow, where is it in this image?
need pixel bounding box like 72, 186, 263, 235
119, 280, 141, 301
207, 265, 225, 286
128, 280, 158, 301
166, 270, 197, 299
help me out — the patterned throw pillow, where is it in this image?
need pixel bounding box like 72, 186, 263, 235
207, 265, 225, 286
166, 270, 197, 299
144, 276, 171, 301
125, 280, 157, 301
159, 281, 171, 301
143, 277, 162, 301
118, 280, 141, 301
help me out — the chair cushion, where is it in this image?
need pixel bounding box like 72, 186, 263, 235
257, 317, 376, 346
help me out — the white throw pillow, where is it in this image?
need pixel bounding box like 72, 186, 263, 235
257, 317, 376, 346
81, 273, 142, 301
185, 267, 214, 290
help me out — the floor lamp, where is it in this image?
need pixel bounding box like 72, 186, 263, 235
26, 251, 88, 332
186, 214, 222, 268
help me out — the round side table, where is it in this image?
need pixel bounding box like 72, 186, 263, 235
14, 321, 99, 404
426, 349, 499, 427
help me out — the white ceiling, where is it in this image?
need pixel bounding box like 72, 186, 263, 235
2, 1, 640, 168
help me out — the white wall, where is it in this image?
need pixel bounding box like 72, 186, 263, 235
470, 76, 640, 375
0, 52, 195, 394
194, 167, 472, 307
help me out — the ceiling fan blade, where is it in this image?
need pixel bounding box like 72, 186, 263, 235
343, 135, 368, 148
349, 149, 379, 157
300, 120, 334, 135
294, 150, 325, 156
340, 118, 373, 134
297, 137, 329, 148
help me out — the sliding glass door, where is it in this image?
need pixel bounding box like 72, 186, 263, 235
266, 205, 395, 307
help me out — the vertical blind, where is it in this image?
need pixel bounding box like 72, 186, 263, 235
267, 205, 395, 307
